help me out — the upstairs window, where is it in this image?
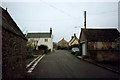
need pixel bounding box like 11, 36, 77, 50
45, 39, 48, 42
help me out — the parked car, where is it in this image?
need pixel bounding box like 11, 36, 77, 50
71, 47, 80, 55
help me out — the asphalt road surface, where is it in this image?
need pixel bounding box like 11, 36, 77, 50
27, 50, 119, 79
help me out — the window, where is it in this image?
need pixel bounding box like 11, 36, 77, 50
44, 39, 48, 42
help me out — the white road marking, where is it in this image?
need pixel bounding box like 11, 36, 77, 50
26, 55, 41, 68
27, 54, 45, 73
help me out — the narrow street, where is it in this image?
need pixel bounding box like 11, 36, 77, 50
27, 50, 119, 78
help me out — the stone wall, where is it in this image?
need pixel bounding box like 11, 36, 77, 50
88, 42, 116, 50
87, 50, 119, 62
87, 42, 119, 62
2, 28, 27, 78
96, 50, 119, 62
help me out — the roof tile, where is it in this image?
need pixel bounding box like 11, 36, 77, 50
82, 28, 119, 41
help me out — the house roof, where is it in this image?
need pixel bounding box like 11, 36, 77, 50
58, 38, 68, 47
58, 38, 68, 44
69, 34, 79, 44
80, 28, 120, 41
26, 33, 51, 38
1, 7, 27, 40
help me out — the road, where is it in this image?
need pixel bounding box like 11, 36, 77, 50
27, 50, 119, 79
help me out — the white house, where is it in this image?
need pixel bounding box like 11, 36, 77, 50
26, 28, 53, 51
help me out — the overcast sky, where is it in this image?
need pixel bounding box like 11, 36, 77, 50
1, 0, 120, 42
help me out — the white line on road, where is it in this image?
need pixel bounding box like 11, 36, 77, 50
27, 54, 45, 73
26, 55, 41, 68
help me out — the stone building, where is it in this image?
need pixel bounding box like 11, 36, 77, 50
1, 7, 27, 78
79, 28, 119, 62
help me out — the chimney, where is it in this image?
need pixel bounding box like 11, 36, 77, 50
6, 8, 7, 11
74, 33, 76, 36
50, 28, 52, 34
84, 11, 86, 29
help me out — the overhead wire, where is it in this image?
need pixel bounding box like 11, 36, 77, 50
39, 0, 118, 25
88, 10, 118, 15
39, 0, 81, 20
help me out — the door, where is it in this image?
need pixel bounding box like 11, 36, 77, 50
82, 43, 86, 55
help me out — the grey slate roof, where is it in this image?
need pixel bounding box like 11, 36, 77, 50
26, 33, 51, 38
81, 28, 120, 41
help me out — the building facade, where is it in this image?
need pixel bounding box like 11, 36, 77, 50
26, 28, 53, 51
69, 33, 79, 49
58, 38, 69, 49
79, 28, 119, 62
1, 7, 27, 78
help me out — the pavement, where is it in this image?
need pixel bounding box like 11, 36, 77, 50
77, 56, 120, 74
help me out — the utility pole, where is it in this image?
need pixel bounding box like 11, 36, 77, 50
84, 11, 86, 29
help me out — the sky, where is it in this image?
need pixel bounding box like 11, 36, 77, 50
1, 0, 120, 42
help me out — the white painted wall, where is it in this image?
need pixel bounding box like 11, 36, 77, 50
37, 38, 53, 51
28, 37, 53, 51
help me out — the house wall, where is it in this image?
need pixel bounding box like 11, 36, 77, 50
88, 42, 116, 50
96, 51, 119, 62
58, 40, 69, 48
2, 8, 27, 78
38, 38, 53, 51
2, 28, 27, 78
71, 39, 79, 46
79, 30, 119, 62
87, 42, 118, 62
28, 38, 53, 51
28, 38, 39, 47
80, 32, 86, 41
